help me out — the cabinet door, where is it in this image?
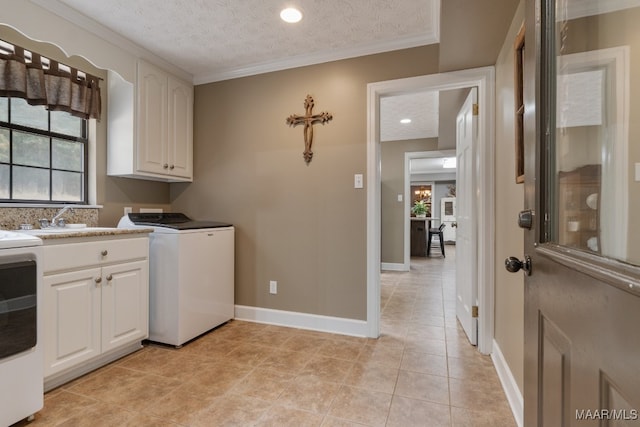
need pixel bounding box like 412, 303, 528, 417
43, 268, 101, 377
101, 260, 149, 353
136, 60, 168, 175
167, 76, 193, 180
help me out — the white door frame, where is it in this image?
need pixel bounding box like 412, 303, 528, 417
366, 67, 496, 354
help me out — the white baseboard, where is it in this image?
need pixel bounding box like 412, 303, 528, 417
381, 262, 409, 271
491, 340, 524, 427
234, 305, 368, 337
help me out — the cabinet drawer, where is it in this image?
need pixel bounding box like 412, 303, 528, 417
43, 237, 149, 273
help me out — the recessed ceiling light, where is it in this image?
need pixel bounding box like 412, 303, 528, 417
280, 7, 303, 23
400, 118, 412, 124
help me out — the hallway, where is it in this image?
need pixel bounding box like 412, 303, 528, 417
380, 248, 516, 425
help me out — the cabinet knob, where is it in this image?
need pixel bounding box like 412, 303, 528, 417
163, 164, 169, 169
169, 164, 175, 170
95, 277, 102, 285
106, 274, 113, 281
101, 250, 108, 257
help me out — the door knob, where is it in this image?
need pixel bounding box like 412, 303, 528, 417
505, 255, 532, 276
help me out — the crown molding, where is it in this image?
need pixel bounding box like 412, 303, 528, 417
194, 33, 438, 85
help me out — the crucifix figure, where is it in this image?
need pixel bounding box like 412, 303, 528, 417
286, 95, 333, 164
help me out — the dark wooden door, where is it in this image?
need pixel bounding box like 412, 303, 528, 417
519, 1, 640, 425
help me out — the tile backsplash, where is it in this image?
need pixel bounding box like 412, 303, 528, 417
0, 207, 99, 230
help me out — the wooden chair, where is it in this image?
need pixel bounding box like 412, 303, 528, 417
427, 223, 446, 257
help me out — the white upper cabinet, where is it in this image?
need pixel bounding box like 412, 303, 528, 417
108, 59, 193, 182
167, 76, 193, 178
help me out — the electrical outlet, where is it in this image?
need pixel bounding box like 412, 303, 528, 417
124, 206, 132, 215
269, 280, 277, 294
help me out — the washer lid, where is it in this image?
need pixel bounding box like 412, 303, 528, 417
126, 213, 232, 230
0, 231, 42, 249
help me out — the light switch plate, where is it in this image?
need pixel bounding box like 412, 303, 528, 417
636, 163, 640, 182
397, 194, 403, 202
354, 174, 363, 189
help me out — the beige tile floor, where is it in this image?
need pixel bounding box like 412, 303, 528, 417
16, 247, 516, 426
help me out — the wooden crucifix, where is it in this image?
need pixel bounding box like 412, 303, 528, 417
286, 95, 333, 164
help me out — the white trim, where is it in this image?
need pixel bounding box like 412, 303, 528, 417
561, 0, 640, 20
381, 262, 407, 272
367, 67, 495, 352
88, 119, 97, 206
491, 340, 524, 427
195, 34, 437, 85
234, 305, 368, 338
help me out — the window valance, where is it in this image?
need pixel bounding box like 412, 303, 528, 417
0, 39, 101, 120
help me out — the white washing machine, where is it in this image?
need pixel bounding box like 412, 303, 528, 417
118, 213, 234, 347
0, 231, 43, 426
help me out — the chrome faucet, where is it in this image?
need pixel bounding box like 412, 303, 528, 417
51, 205, 73, 227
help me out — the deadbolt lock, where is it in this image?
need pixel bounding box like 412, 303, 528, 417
518, 209, 533, 230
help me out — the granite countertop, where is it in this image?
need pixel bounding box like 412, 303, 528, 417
18, 227, 154, 240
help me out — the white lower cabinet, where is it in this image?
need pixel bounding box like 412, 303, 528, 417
101, 261, 148, 353
44, 268, 101, 377
42, 236, 149, 387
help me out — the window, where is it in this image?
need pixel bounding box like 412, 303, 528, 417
0, 96, 88, 203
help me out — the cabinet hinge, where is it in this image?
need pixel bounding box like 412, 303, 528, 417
472, 103, 479, 116
472, 305, 479, 318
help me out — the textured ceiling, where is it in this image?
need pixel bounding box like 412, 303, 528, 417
30, 0, 520, 142
53, 0, 439, 84
380, 91, 439, 142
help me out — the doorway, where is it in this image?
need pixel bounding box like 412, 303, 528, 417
404, 150, 456, 267
366, 68, 496, 354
